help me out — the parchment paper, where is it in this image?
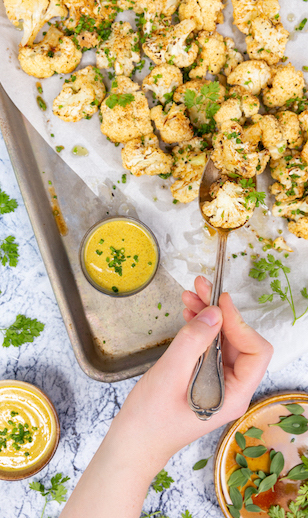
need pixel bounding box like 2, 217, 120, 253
1, 0, 308, 371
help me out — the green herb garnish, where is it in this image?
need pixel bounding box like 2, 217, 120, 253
152, 469, 174, 493
249, 254, 308, 325
0, 314, 44, 347
36, 96, 47, 111
0, 189, 18, 215
192, 456, 212, 470
0, 235, 19, 267
106, 93, 135, 109
29, 473, 70, 518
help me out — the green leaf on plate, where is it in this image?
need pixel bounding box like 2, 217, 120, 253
243, 445, 267, 458
229, 486, 243, 510
235, 432, 246, 450
244, 427, 264, 440
284, 403, 305, 415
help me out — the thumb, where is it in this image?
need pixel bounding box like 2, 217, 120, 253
160, 305, 223, 380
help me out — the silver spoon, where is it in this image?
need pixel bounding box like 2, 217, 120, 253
187, 159, 253, 420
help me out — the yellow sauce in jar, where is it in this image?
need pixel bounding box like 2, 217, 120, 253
0, 381, 59, 479
83, 218, 159, 295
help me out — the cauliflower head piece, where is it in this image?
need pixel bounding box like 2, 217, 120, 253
202, 179, 256, 228
276, 111, 303, 149
100, 76, 153, 143
223, 37, 244, 77
96, 22, 140, 77
227, 59, 271, 95
18, 26, 82, 78
189, 30, 226, 79
246, 15, 289, 65
212, 121, 270, 178
53, 66, 106, 122
270, 152, 308, 191
272, 197, 308, 224
142, 19, 198, 68
121, 133, 172, 176
178, 0, 224, 32
142, 64, 183, 104
63, 0, 117, 30
3, 0, 67, 46
214, 86, 260, 127
151, 103, 194, 144
262, 64, 305, 108
231, 0, 280, 35
171, 137, 209, 203
288, 217, 308, 240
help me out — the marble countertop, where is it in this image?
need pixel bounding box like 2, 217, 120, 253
1, 129, 308, 518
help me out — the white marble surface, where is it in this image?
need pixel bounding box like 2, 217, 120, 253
1, 128, 308, 518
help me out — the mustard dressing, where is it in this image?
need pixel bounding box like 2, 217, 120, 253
0, 384, 57, 474
83, 219, 158, 294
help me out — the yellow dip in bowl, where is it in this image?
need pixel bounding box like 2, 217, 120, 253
0, 380, 60, 480
80, 217, 160, 296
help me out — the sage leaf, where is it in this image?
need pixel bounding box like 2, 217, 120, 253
230, 487, 243, 510
270, 449, 277, 460
245, 497, 253, 506
284, 403, 304, 415
254, 478, 261, 487
270, 451, 285, 477
235, 431, 246, 450
285, 463, 308, 481
244, 427, 264, 440
245, 504, 264, 513
228, 468, 251, 488
258, 473, 277, 493
243, 445, 267, 458
258, 471, 267, 480
301, 454, 308, 469
270, 415, 308, 435
244, 486, 258, 502
236, 453, 248, 468
228, 505, 240, 518
193, 457, 211, 470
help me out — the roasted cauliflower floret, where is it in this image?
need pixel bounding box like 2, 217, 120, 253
18, 26, 82, 78
269, 182, 305, 202
142, 65, 183, 104
276, 111, 303, 149
258, 114, 286, 159
246, 15, 289, 66
64, 0, 117, 29
171, 137, 209, 203
100, 76, 153, 143
272, 236, 293, 252
202, 179, 256, 228
212, 121, 270, 178
142, 19, 198, 68
121, 133, 172, 176
3, 0, 67, 46
215, 86, 260, 127
223, 38, 244, 76
151, 103, 194, 144
174, 79, 225, 131
229, 86, 260, 118
178, 0, 224, 32
189, 31, 226, 79
53, 66, 106, 122
288, 218, 308, 239
272, 197, 308, 221
129, 0, 180, 18
96, 22, 140, 77
299, 110, 308, 139
231, 0, 280, 35
270, 153, 308, 190
214, 98, 243, 127
262, 64, 305, 108
227, 60, 271, 95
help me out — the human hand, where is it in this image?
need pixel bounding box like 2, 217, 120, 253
111, 276, 273, 472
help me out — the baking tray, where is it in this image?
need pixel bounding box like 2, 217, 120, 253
0, 84, 186, 382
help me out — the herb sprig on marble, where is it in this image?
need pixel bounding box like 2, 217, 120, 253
29, 473, 70, 518
0, 235, 19, 267
0, 314, 44, 347
0, 189, 18, 214
151, 469, 174, 493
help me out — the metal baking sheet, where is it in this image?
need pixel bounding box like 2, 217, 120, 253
0, 84, 186, 382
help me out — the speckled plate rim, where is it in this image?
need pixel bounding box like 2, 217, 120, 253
79, 215, 161, 298
0, 379, 60, 481
214, 391, 308, 518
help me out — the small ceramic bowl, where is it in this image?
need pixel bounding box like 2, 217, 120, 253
215, 392, 308, 518
0, 380, 60, 481
79, 216, 160, 297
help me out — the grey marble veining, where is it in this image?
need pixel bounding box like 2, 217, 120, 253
1, 129, 308, 518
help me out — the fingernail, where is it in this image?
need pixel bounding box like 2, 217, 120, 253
200, 276, 211, 287
196, 306, 221, 327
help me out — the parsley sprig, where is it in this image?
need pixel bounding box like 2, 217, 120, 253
0, 235, 19, 267
239, 179, 266, 208
0, 189, 18, 214
0, 314, 45, 347
249, 254, 308, 325
152, 469, 174, 493
106, 93, 135, 109
184, 82, 220, 133
269, 481, 308, 518
29, 473, 70, 518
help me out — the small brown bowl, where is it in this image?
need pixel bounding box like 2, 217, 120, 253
0, 380, 60, 481
79, 216, 160, 297
215, 392, 308, 518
